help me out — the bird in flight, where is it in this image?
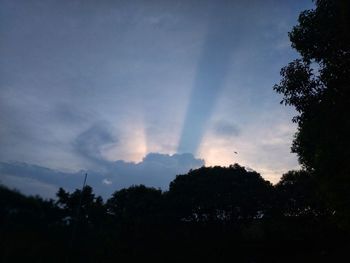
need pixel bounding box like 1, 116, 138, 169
234, 151, 238, 154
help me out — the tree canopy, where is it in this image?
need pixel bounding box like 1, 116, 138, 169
167, 164, 273, 222
274, 0, 350, 224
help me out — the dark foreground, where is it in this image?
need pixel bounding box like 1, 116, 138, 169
1, 165, 349, 262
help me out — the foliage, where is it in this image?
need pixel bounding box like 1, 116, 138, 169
167, 164, 273, 222
274, 170, 330, 217
106, 185, 163, 224
273, 0, 350, 223
1, 164, 346, 261
56, 186, 106, 227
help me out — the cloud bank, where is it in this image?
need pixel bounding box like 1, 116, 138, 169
0, 153, 204, 199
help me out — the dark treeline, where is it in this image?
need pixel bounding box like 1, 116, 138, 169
1, 0, 350, 262
0, 165, 347, 262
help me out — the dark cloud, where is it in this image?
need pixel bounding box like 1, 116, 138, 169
73, 121, 117, 166
0, 174, 59, 199
214, 120, 240, 137
52, 103, 91, 125
0, 153, 204, 199
109, 153, 205, 189
0, 162, 85, 198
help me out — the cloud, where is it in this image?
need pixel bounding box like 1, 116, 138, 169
109, 153, 205, 189
213, 120, 240, 137
0, 0, 312, 194
0, 174, 59, 199
198, 118, 300, 184
73, 121, 118, 167
52, 102, 91, 125
0, 161, 82, 191
0, 153, 204, 199
102, 178, 112, 185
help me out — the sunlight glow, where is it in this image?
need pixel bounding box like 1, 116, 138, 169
101, 116, 148, 163
198, 121, 299, 184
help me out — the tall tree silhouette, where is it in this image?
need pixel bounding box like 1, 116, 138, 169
274, 0, 350, 227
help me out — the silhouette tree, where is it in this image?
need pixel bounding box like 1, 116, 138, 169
273, 0, 350, 226
0, 185, 65, 262
0, 184, 58, 227
275, 170, 329, 217
167, 164, 273, 223
107, 185, 163, 224
56, 185, 105, 227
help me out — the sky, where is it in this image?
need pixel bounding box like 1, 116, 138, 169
0, 0, 315, 199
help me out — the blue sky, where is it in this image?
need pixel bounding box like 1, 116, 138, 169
0, 0, 315, 198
